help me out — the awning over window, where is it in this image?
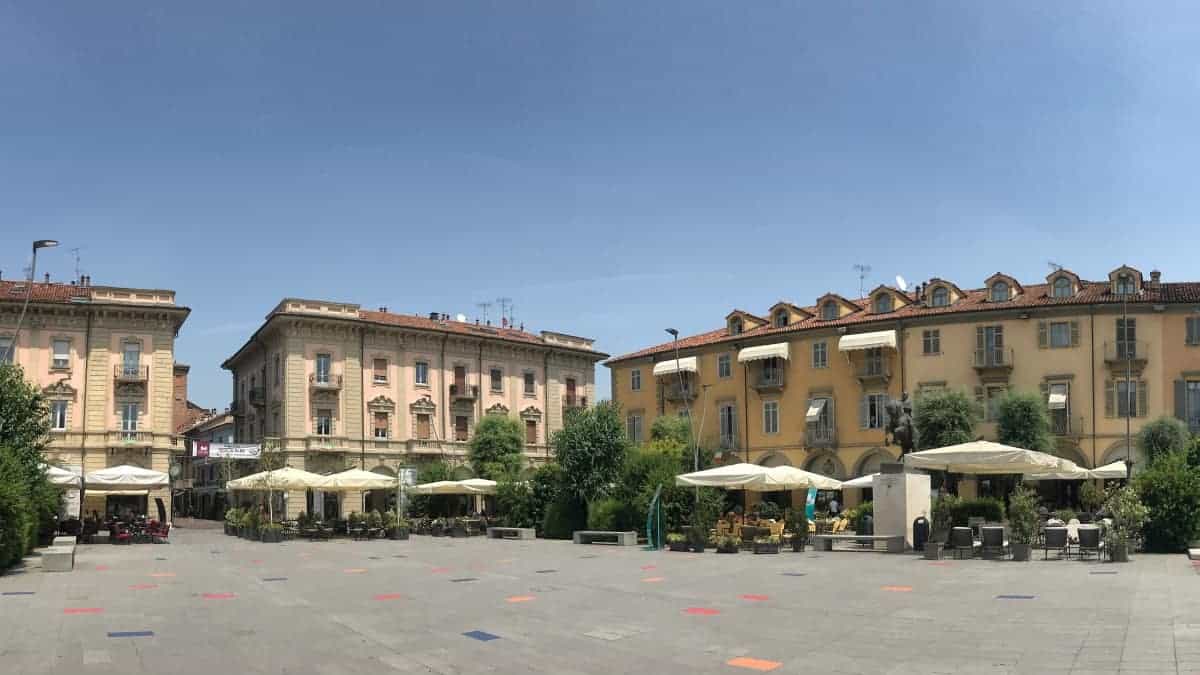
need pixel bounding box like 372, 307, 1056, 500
837, 330, 897, 352
805, 399, 826, 423
652, 356, 698, 377
1048, 392, 1067, 409
737, 342, 789, 363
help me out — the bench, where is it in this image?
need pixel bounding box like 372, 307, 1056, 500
487, 527, 536, 540
53, 535, 77, 548
42, 545, 75, 572
573, 530, 638, 546
810, 534, 905, 554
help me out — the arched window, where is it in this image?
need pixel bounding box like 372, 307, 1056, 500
1116, 274, 1136, 295
874, 293, 893, 314
821, 301, 838, 321
930, 286, 950, 307
990, 281, 1009, 302
1052, 276, 1072, 298
729, 317, 743, 335
774, 311, 788, 328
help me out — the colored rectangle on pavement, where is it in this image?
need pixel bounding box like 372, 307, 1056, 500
150, 573, 175, 578
882, 586, 913, 592
463, 630, 500, 642
108, 631, 153, 638
535, 569, 557, 574
727, 656, 782, 671
740, 594, 769, 601
450, 578, 478, 583
202, 593, 235, 600
506, 595, 535, 603
262, 577, 288, 582
684, 607, 720, 615
64, 608, 103, 614
430, 567, 450, 573
374, 593, 403, 601
641, 577, 664, 583
343, 568, 368, 574
996, 594, 1035, 600
780, 572, 806, 577
2, 591, 35, 596
129, 584, 157, 590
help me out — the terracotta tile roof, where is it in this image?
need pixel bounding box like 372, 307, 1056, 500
606, 279, 1200, 364
359, 310, 566, 349
0, 280, 90, 304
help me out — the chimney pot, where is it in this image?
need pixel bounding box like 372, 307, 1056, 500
1151, 270, 1162, 283
428, 311, 439, 320
43, 273, 50, 283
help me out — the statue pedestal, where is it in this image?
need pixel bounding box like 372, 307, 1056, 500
872, 472, 931, 551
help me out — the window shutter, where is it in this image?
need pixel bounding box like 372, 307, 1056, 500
1070, 320, 1080, 347
1176, 380, 1188, 421
974, 386, 984, 409
994, 326, 1004, 348
1037, 321, 1048, 348
1104, 380, 1114, 417
975, 327, 984, 352
1138, 380, 1148, 417
1039, 381, 1049, 407
859, 396, 869, 429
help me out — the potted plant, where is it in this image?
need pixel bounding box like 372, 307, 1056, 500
1052, 507, 1077, 524
753, 535, 781, 554
388, 513, 410, 540
259, 521, 284, 543
716, 534, 740, 554
686, 525, 707, 553
450, 518, 468, 538
666, 532, 688, 552
1007, 486, 1039, 561
366, 510, 383, 539
224, 508, 241, 536
789, 512, 810, 552
1104, 485, 1148, 563
241, 509, 259, 539
431, 518, 446, 537
1079, 481, 1104, 520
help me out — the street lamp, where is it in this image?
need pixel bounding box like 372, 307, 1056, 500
4, 239, 59, 363
665, 328, 698, 501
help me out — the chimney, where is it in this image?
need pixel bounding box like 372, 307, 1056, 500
1150, 270, 1162, 289
428, 311, 439, 320
43, 272, 50, 283
379, 306, 387, 313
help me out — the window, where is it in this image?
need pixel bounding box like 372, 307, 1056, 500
490, 367, 503, 392
1049, 321, 1071, 348
274, 354, 281, 387
718, 354, 732, 378
524, 371, 536, 395
990, 281, 1009, 302
812, 341, 828, 368
315, 409, 332, 436
1116, 274, 1136, 295
416, 413, 431, 440
373, 358, 388, 384
821, 301, 838, 320
863, 347, 884, 376
1048, 382, 1070, 435
730, 317, 743, 334
719, 404, 737, 448
373, 412, 389, 438
1116, 318, 1137, 359
1052, 276, 1072, 298
122, 342, 141, 376
454, 365, 467, 389
454, 415, 469, 441
985, 386, 1006, 422
861, 393, 888, 429
760, 356, 782, 385
1186, 381, 1200, 432
874, 293, 893, 313
525, 419, 538, 445
807, 397, 833, 441
122, 402, 139, 432
922, 329, 940, 355
626, 414, 643, 443
630, 368, 641, 391
976, 325, 1005, 367
1188, 317, 1200, 346
762, 401, 779, 434
415, 361, 429, 385
774, 311, 788, 328
930, 286, 950, 307
0, 336, 11, 364
315, 353, 331, 384
565, 378, 577, 407
50, 400, 67, 430
1117, 380, 1139, 418
51, 339, 69, 369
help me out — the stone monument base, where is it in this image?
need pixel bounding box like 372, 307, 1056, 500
872, 472, 931, 551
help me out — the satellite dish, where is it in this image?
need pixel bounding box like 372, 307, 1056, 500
455, 313, 467, 323
895, 275, 908, 291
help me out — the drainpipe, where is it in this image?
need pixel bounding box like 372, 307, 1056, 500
478, 342, 484, 427
360, 327, 366, 470
80, 307, 93, 511
897, 320, 906, 396
741, 358, 750, 515
544, 350, 550, 457
440, 334, 448, 443
1089, 305, 1097, 468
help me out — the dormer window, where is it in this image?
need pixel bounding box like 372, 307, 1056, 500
1116, 274, 1136, 295
1052, 276, 1072, 298
874, 293, 893, 314
990, 281, 1009, 302
821, 301, 838, 321
774, 311, 788, 328
930, 287, 949, 307
730, 317, 743, 335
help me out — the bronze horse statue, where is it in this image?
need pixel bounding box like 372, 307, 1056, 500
885, 392, 917, 454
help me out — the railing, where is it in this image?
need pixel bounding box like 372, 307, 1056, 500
113, 364, 149, 381
1103, 340, 1149, 364
107, 430, 154, 446
719, 435, 739, 450
972, 347, 1015, 370
305, 435, 347, 451
805, 426, 836, 448
1050, 414, 1084, 437
663, 383, 697, 401
405, 439, 469, 455
450, 383, 478, 400
753, 370, 785, 390
248, 387, 265, 406
855, 361, 890, 380
309, 373, 343, 390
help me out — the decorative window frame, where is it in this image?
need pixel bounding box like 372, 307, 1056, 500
486, 402, 509, 416
370, 354, 390, 385
409, 395, 436, 438
48, 335, 73, 372
522, 369, 537, 397
413, 357, 432, 388
488, 365, 504, 393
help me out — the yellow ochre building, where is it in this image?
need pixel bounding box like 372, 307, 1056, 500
605, 265, 1200, 506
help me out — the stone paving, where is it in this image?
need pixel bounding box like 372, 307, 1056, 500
2, 527, 1199, 674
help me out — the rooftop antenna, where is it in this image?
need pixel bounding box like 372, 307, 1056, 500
496, 297, 513, 327
853, 264, 872, 297
70, 248, 83, 282
475, 301, 492, 324
1047, 260, 1064, 272
895, 275, 908, 292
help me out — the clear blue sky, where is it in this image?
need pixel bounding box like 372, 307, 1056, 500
3, 2, 1198, 407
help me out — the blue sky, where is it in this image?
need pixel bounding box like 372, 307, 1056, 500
3, 2, 1199, 407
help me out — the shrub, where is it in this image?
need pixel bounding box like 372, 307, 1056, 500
1137, 416, 1191, 465
1007, 486, 1040, 545
1053, 508, 1077, 523
665, 532, 686, 544
913, 390, 980, 449
367, 510, 383, 529
1135, 452, 1200, 552
587, 497, 625, 531
751, 500, 782, 521
1079, 481, 1105, 514
950, 497, 1005, 525
931, 495, 958, 539
842, 501, 873, 527
541, 496, 587, 539
0, 467, 33, 568
1105, 484, 1149, 553
995, 391, 1054, 454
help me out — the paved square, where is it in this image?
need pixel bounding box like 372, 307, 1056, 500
2, 527, 1199, 673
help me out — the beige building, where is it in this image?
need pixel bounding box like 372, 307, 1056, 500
606, 265, 1200, 507
222, 298, 606, 517
0, 276, 190, 518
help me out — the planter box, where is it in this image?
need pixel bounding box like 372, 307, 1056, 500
923, 542, 944, 560
716, 546, 739, 554
389, 528, 410, 541
688, 543, 706, 553
1010, 543, 1031, 561
449, 527, 468, 538
668, 541, 689, 552
791, 538, 807, 553
753, 542, 781, 555
431, 526, 445, 537
260, 529, 283, 543
1110, 544, 1130, 563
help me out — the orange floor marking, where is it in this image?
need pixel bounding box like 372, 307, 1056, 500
150, 572, 175, 578
506, 595, 536, 603
343, 568, 368, 574
727, 656, 782, 671
881, 585, 913, 592
641, 576, 665, 583
374, 593, 403, 601
64, 608, 103, 614
740, 594, 769, 601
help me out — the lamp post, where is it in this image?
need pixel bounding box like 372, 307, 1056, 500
5, 239, 59, 364
1122, 288, 1134, 480
665, 328, 698, 502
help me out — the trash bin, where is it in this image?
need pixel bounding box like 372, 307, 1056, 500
913, 516, 929, 551
856, 514, 873, 548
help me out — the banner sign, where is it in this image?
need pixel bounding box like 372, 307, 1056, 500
193, 441, 260, 459
805, 488, 817, 522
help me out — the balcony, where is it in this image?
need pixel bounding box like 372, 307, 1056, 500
752, 369, 786, 393
1051, 414, 1084, 437
406, 439, 469, 456
805, 426, 837, 449
450, 383, 478, 401
663, 382, 698, 401
230, 399, 245, 416
719, 435, 739, 451
309, 373, 342, 391
1103, 341, 1149, 371
564, 395, 588, 409
248, 387, 265, 407
305, 435, 348, 451
107, 430, 154, 447
113, 364, 149, 382
855, 360, 891, 386
972, 348, 1015, 378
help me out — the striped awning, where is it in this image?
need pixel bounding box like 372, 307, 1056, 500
838, 330, 897, 352
652, 356, 698, 376
1048, 391, 1067, 410
737, 342, 789, 363
805, 399, 826, 422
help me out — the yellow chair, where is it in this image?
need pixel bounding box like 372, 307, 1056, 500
769, 521, 785, 538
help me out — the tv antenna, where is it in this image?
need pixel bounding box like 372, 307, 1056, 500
71, 248, 83, 281
853, 264, 872, 297
475, 301, 492, 323
1047, 260, 1063, 272
895, 275, 908, 292
496, 297, 513, 327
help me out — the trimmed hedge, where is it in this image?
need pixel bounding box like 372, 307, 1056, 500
541, 496, 587, 539
949, 497, 1005, 526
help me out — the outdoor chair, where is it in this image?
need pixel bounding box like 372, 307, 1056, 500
149, 522, 171, 544
112, 523, 133, 545
1066, 518, 1081, 545
769, 521, 785, 538
1042, 527, 1069, 560
980, 526, 1009, 559
1077, 526, 1104, 561
967, 517, 985, 539
950, 527, 980, 559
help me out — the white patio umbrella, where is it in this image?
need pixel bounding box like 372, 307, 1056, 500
903, 441, 1069, 475
41, 464, 81, 488
225, 467, 325, 491
316, 469, 398, 491
1024, 462, 1090, 481
751, 465, 842, 491
674, 462, 770, 488
85, 464, 169, 489
840, 473, 880, 489
412, 479, 495, 495
456, 478, 497, 495
1090, 460, 1128, 479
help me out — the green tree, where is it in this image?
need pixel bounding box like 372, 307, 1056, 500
0, 363, 56, 568
407, 459, 452, 516
551, 401, 629, 504
913, 390, 979, 449
995, 391, 1054, 453
649, 415, 691, 447
255, 439, 288, 522
467, 416, 524, 479
1137, 416, 1191, 465
1135, 451, 1200, 552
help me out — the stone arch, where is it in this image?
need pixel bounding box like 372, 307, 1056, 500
451, 465, 474, 480
854, 448, 895, 477
369, 465, 396, 477
756, 452, 791, 468
1054, 443, 1090, 469
1100, 440, 1144, 475
803, 451, 846, 479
